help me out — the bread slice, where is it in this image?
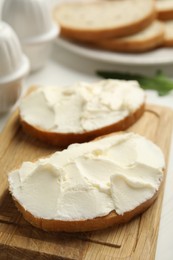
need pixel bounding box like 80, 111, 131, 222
53, 0, 156, 42
20, 104, 144, 147
19, 80, 145, 147
8, 132, 164, 232
156, 0, 173, 20
163, 20, 173, 46
93, 20, 164, 53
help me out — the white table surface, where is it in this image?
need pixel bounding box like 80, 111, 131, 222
0, 0, 173, 259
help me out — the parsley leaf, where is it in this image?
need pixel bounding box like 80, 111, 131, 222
97, 70, 173, 96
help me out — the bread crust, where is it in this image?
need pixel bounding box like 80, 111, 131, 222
13, 188, 159, 232
157, 9, 173, 21
93, 29, 164, 53
19, 103, 145, 147
54, 2, 156, 42
164, 39, 173, 47
158, 10, 173, 21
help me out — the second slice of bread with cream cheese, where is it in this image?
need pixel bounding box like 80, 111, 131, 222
8, 132, 165, 232
19, 79, 145, 146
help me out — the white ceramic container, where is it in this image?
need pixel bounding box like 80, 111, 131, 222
0, 22, 30, 113
2, 0, 59, 71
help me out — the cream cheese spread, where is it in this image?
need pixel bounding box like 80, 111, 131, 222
19, 80, 145, 133
8, 132, 164, 220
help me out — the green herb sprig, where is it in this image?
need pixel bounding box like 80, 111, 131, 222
97, 70, 173, 96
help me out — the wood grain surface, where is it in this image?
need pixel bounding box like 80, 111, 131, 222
0, 104, 172, 260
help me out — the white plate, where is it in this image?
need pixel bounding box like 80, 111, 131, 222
56, 37, 173, 66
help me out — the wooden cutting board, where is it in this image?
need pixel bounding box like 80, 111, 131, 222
0, 104, 172, 260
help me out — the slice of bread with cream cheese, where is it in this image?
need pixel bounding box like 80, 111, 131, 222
19, 80, 145, 146
8, 132, 165, 232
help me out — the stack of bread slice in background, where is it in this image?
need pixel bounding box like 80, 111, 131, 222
53, 0, 173, 52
